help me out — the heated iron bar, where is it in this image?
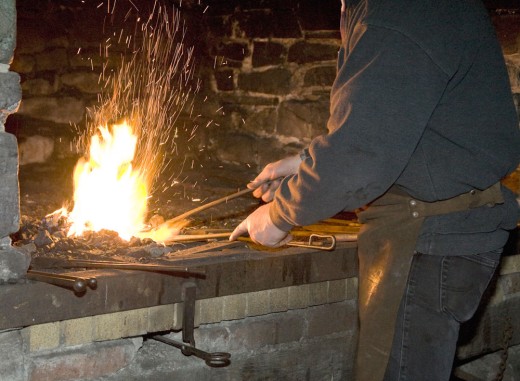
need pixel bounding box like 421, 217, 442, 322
165, 187, 254, 225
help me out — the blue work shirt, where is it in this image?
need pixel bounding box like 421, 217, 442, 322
270, 0, 520, 255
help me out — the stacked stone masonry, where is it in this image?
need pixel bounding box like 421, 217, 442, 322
20, 278, 357, 352
10, 0, 342, 168
9, 1, 520, 169
1, 278, 359, 380
0, 0, 30, 282
2, 254, 519, 380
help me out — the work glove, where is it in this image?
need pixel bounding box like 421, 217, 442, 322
248, 154, 302, 202
229, 203, 292, 247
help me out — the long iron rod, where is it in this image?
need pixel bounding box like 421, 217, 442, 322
32, 259, 206, 278
164, 178, 284, 226
27, 269, 88, 293
70, 261, 206, 276
165, 187, 254, 225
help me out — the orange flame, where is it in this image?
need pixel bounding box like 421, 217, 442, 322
49, 4, 197, 244
61, 121, 187, 243
66, 121, 149, 241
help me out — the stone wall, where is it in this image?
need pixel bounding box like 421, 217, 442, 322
194, 0, 340, 167
0, 275, 359, 380
1, 248, 519, 380
9, 0, 340, 170
0, 0, 30, 282
8, 1, 520, 171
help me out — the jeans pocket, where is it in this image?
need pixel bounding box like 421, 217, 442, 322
440, 250, 501, 323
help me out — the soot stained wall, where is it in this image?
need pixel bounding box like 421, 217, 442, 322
7, 0, 520, 171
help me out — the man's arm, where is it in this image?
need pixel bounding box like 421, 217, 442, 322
270, 25, 449, 231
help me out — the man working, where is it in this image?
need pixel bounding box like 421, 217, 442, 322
230, 0, 520, 380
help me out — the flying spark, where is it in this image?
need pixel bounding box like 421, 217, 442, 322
62, 1, 199, 243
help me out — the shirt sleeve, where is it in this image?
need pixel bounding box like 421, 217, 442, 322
270, 25, 450, 231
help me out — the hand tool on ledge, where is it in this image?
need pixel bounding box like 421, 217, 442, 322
152, 178, 359, 251
239, 233, 337, 251
30, 258, 206, 278
26, 269, 97, 294
165, 215, 360, 249
165, 230, 337, 250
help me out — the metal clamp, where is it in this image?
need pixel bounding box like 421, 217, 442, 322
153, 281, 231, 367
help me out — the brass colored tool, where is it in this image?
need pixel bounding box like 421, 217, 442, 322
166, 232, 337, 252
285, 233, 336, 251
237, 233, 336, 251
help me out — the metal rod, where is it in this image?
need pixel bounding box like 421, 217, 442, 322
33, 259, 206, 278
165, 187, 253, 225
236, 234, 336, 251
32, 271, 98, 289
27, 270, 87, 294
167, 232, 232, 242
164, 178, 282, 226
152, 335, 231, 367
168, 232, 337, 251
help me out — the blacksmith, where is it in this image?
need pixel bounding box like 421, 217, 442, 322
230, 0, 520, 380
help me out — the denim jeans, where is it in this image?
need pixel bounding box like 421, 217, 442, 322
383, 250, 502, 381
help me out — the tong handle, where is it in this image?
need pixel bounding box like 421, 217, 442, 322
287, 234, 336, 251
27, 270, 88, 294
152, 335, 231, 367
237, 233, 336, 251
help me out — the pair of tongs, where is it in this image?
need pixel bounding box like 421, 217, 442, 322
160, 179, 337, 251
166, 231, 336, 251
237, 233, 336, 251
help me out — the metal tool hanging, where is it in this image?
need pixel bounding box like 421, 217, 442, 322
152, 282, 231, 367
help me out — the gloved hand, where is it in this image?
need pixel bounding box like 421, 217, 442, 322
229, 203, 292, 247
248, 154, 302, 202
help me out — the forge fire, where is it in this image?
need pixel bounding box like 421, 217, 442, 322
45, 3, 199, 245
0, 0, 518, 380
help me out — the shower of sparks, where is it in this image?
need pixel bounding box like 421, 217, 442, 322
60, 1, 198, 243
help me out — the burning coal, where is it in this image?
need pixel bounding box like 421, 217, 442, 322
54, 2, 198, 243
